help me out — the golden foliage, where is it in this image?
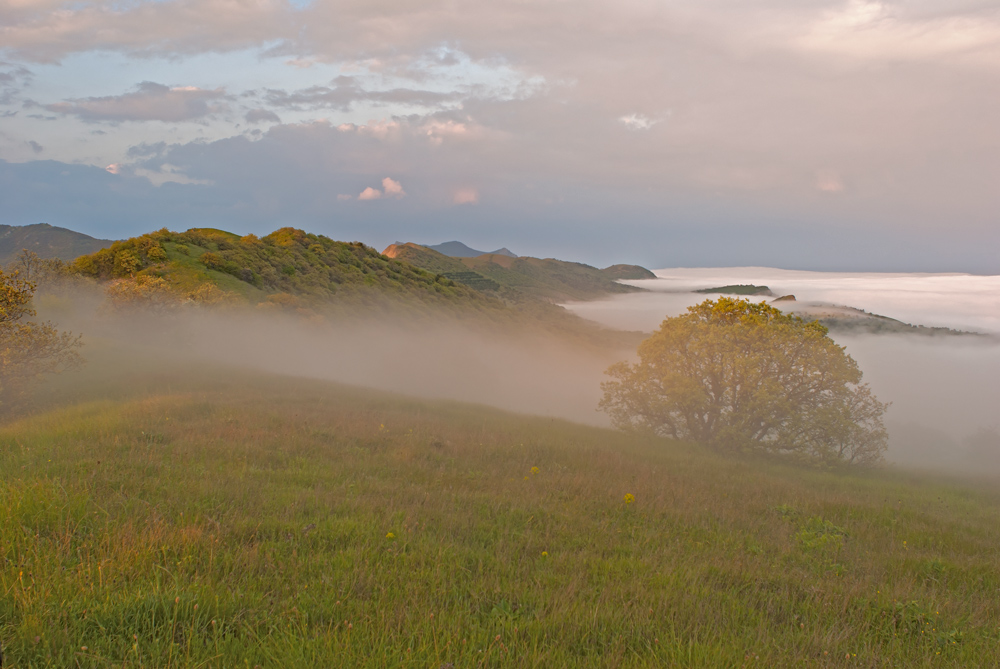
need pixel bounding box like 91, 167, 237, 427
600, 297, 888, 466
0, 268, 82, 414
104, 275, 179, 313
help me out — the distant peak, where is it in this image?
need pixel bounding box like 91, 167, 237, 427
424, 241, 517, 258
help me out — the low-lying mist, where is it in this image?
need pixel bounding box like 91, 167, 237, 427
34, 267, 1000, 478
562, 270, 1000, 475
37, 291, 628, 429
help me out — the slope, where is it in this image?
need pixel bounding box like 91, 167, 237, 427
0, 223, 113, 265
5, 359, 1000, 666
70, 227, 497, 312
64, 227, 637, 348
384, 242, 655, 301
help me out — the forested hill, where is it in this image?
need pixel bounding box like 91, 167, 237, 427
0, 223, 113, 265
70, 227, 500, 312
383, 242, 654, 302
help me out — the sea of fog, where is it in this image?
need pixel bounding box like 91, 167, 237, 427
566, 267, 1000, 334
562, 268, 1000, 472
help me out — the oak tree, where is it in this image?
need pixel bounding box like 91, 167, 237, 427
0, 267, 83, 415
599, 297, 888, 466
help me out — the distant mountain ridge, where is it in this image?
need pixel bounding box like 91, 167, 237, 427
0, 223, 113, 265
424, 241, 518, 258
383, 242, 655, 302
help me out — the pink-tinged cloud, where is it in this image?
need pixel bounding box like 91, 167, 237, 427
382, 177, 405, 198
453, 188, 479, 205
816, 171, 844, 193
105, 163, 120, 174
358, 178, 405, 201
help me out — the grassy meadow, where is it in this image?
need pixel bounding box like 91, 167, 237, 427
3, 362, 1000, 667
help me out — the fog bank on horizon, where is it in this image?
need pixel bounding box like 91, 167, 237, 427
563, 268, 1000, 473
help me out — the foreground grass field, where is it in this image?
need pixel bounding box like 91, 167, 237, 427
3, 366, 1000, 667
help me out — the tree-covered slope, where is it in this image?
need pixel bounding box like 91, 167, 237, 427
71, 227, 497, 311
383, 242, 652, 301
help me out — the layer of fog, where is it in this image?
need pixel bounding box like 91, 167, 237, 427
37, 265, 1000, 475
623, 267, 1000, 334
562, 268, 1000, 473
39, 294, 624, 429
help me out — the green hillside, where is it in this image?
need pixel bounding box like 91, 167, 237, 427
63, 227, 638, 349
384, 242, 653, 301
4, 359, 1000, 666
70, 227, 498, 311
0, 223, 113, 265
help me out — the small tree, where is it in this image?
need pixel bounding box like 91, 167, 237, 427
599, 297, 888, 466
0, 268, 83, 415
103, 275, 180, 313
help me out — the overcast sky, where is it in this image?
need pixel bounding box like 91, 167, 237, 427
1, 0, 998, 271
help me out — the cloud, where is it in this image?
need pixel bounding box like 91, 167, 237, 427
357, 178, 406, 201
262, 76, 460, 113
795, 0, 1000, 63
245, 108, 281, 124
105, 163, 120, 174
45, 81, 228, 123
382, 177, 405, 198
453, 188, 478, 205
816, 170, 844, 193
133, 163, 213, 187
336, 119, 402, 140
27, 140, 42, 154
4, 1, 1000, 272
0, 0, 296, 63
0, 62, 33, 105
337, 193, 352, 201
618, 113, 660, 131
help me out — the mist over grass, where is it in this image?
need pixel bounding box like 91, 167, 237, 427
35, 283, 634, 428
8, 363, 1000, 666
6, 266, 1000, 665
33, 265, 1000, 475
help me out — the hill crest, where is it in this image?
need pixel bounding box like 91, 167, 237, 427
384, 242, 653, 302
423, 241, 518, 258
0, 223, 113, 265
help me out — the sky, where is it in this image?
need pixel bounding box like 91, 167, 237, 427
1, 0, 999, 272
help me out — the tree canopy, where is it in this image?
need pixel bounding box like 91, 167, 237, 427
0, 266, 83, 415
599, 297, 888, 466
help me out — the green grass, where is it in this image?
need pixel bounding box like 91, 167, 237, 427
3, 368, 1000, 666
